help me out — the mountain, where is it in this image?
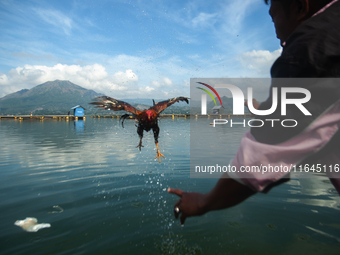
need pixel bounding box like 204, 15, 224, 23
0, 80, 102, 115
0, 80, 190, 115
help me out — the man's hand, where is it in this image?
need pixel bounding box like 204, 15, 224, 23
167, 188, 207, 225
168, 175, 256, 225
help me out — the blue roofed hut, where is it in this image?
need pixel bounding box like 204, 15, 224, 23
212, 105, 223, 114
71, 105, 86, 119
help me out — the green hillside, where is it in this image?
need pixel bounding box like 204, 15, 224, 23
0, 80, 102, 115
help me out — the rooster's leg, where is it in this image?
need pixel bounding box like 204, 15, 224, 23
136, 125, 144, 151
152, 126, 164, 163
136, 138, 144, 151
155, 142, 165, 163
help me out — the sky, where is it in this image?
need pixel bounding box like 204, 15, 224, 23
0, 0, 282, 99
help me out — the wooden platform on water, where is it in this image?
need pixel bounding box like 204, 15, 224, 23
0, 113, 252, 121
90, 114, 190, 119
90, 114, 252, 119
0, 115, 85, 121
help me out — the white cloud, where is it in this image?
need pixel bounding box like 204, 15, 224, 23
163, 77, 173, 86
191, 12, 217, 28
219, 0, 258, 36
151, 81, 161, 88
183, 79, 189, 87
33, 8, 74, 35
237, 48, 282, 75
0, 64, 140, 98
113, 69, 138, 83
142, 86, 155, 93
151, 77, 173, 88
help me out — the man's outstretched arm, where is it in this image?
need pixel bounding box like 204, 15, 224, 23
168, 173, 256, 225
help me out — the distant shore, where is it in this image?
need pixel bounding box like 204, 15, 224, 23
0, 113, 252, 121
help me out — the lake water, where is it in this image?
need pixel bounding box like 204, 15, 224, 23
1, 117, 340, 255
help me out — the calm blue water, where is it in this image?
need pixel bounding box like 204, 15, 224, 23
0, 118, 340, 255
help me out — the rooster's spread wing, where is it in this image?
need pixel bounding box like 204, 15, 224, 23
150, 97, 189, 114
90, 96, 141, 115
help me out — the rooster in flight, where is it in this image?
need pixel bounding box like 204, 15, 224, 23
90, 96, 189, 163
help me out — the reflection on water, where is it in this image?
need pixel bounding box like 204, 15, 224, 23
74, 120, 84, 133
0, 118, 339, 254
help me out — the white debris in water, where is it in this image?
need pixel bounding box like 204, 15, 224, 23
48, 205, 64, 214
14, 217, 51, 232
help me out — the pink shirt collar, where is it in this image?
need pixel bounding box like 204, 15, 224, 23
281, 0, 339, 47
313, 0, 338, 17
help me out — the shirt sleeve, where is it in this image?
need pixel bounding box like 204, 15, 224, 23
229, 102, 340, 192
